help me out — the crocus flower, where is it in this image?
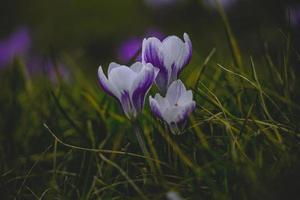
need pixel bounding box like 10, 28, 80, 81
0, 27, 31, 68
142, 33, 192, 93
98, 62, 158, 120
149, 80, 195, 134
286, 6, 300, 27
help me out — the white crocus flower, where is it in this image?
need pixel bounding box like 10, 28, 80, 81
98, 62, 158, 120
142, 33, 192, 94
149, 80, 195, 134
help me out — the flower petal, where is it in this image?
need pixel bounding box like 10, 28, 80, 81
161, 35, 187, 70
142, 37, 163, 68
166, 80, 186, 105
131, 63, 157, 113
153, 93, 169, 112
108, 62, 121, 75
98, 66, 118, 98
182, 33, 192, 67
161, 33, 192, 85
120, 90, 134, 119
108, 65, 137, 97
142, 37, 169, 92
178, 101, 196, 124
130, 61, 144, 73
149, 95, 163, 119
178, 90, 193, 106
162, 102, 195, 125
162, 106, 183, 124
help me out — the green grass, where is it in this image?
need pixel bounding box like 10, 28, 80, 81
1, 17, 300, 200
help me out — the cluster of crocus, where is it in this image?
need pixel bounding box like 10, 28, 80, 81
98, 33, 195, 134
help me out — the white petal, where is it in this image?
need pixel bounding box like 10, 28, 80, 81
166, 80, 186, 105
108, 62, 121, 75
177, 90, 193, 106
130, 62, 144, 73
162, 106, 183, 124
183, 33, 192, 66
161, 35, 189, 71
153, 93, 170, 113
108, 66, 137, 97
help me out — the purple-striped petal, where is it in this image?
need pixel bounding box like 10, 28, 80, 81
120, 90, 135, 119
98, 66, 118, 98
131, 63, 158, 113
142, 37, 164, 68
142, 37, 168, 92
149, 96, 163, 119
177, 101, 196, 124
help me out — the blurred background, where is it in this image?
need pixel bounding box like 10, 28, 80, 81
1, 0, 300, 75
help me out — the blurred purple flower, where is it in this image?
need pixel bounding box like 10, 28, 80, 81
117, 29, 165, 63
286, 6, 300, 27
117, 38, 142, 63
98, 62, 158, 120
0, 27, 31, 68
142, 33, 192, 93
27, 56, 70, 83
46, 61, 70, 83
149, 80, 195, 135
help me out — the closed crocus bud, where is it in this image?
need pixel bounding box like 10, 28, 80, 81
142, 33, 192, 94
149, 80, 195, 134
98, 62, 158, 120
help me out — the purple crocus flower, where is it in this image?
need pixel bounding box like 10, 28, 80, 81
0, 27, 31, 68
98, 62, 158, 120
149, 80, 195, 134
286, 6, 300, 27
142, 33, 192, 93
26, 56, 70, 83
117, 29, 165, 63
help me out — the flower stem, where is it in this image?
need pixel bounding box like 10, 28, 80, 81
133, 121, 158, 182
